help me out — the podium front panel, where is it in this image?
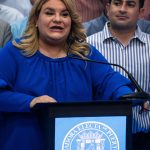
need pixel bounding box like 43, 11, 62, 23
35, 101, 132, 150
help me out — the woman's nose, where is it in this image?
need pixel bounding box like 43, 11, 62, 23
53, 14, 61, 23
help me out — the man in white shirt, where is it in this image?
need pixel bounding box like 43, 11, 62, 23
87, 0, 150, 149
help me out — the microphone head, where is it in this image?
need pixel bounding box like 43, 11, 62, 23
120, 92, 150, 106
121, 92, 150, 100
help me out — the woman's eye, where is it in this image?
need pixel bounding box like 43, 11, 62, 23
45, 11, 54, 15
62, 12, 70, 17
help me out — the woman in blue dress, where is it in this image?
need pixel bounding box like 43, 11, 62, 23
0, 0, 133, 149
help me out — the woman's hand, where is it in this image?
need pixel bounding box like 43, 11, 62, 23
30, 95, 57, 108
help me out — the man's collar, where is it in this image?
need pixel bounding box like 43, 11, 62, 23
101, 22, 146, 44
135, 26, 147, 44
100, 22, 114, 42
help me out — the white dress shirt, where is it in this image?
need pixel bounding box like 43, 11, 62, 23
87, 23, 150, 133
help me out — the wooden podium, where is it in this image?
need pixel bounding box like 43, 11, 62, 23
34, 101, 132, 150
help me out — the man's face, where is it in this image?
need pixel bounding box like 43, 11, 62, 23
106, 0, 144, 30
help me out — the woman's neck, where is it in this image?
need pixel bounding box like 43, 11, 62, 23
39, 39, 67, 58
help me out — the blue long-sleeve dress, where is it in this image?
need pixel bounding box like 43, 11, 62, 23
0, 41, 133, 150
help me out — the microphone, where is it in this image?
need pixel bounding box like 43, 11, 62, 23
68, 55, 150, 109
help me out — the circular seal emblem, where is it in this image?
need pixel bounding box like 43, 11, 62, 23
62, 121, 119, 150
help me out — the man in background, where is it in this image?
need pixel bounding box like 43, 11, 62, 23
84, 0, 150, 36
87, 0, 150, 149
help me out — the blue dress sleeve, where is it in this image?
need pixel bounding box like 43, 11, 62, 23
0, 42, 35, 112
88, 45, 134, 100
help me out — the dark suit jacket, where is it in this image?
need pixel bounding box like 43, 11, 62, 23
0, 19, 12, 47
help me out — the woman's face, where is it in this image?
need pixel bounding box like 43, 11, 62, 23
36, 0, 71, 44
